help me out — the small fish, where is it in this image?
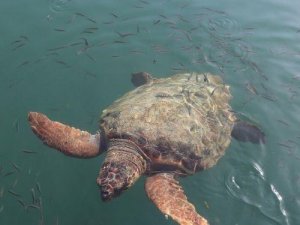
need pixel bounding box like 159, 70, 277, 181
84, 71, 97, 78
110, 12, 119, 18
69, 42, 83, 47
129, 50, 144, 55
26, 204, 41, 210
54, 28, 65, 32
47, 45, 68, 51
87, 17, 97, 24
84, 27, 98, 31
46, 14, 53, 22
204, 201, 209, 209
8, 189, 21, 197
19, 35, 29, 41
133, 5, 144, 8
277, 119, 289, 127
182, 31, 192, 41
0, 187, 4, 198
81, 30, 94, 34
115, 31, 135, 38
80, 38, 89, 46
11, 178, 19, 188
203, 74, 209, 82
36, 182, 42, 194
189, 26, 199, 32
74, 12, 97, 24
86, 54, 96, 62
102, 21, 114, 25
45, 52, 59, 57
246, 82, 258, 95
153, 19, 161, 25
55, 60, 69, 67
75, 12, 84, 17
0, 205, 3, 213
22, 149, 37, 154
55, 216, 59, 225
249, 62, 268, 80
278, 142, 293, 149
159, 14, 167, 19
176, 15, 189, 23
180, 2, 190, 9
139, 0, 149, 4
4, 170, 15, 177
31, 188, 36, 203
113, 40, 128, 44
171, 67, 185, 71
13, 118, 20, 132
11, 40, 23, 45
261, 93, 276, 102
12, 43, 25, 51
17, 198, 26, 208
17, 60, 30, 68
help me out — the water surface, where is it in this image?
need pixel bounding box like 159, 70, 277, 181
1, 0, 300, 225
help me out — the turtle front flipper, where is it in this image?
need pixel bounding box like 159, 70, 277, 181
28, 112, 102, 158
145, 173, 209, 225
231, 121, 265, 144
131, 72, 154, 87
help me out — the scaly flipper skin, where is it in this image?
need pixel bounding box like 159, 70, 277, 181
28, 112, 102, 158
145, 173, 209, 225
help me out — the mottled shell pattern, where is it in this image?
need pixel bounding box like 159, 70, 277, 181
100, 73, 236, 175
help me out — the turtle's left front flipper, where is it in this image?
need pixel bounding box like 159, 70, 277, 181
145, 173, 209, 225
28, 112, 103, 158
231, 121, 265, 144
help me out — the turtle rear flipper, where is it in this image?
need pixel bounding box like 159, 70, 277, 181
131, 72, 154, 87
28, 112, 102, 158
231, 121, 265, 144
145, 173, 209, 225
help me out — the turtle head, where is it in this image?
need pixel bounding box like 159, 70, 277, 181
97, 139, 146, 201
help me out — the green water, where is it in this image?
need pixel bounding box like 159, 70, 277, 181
1, 0, 300, 225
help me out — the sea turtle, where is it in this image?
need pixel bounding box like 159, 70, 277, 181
28, 72, 265, 225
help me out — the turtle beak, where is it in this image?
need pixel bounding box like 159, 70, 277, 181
96, 162, 128, 202
100, 186, 114, 201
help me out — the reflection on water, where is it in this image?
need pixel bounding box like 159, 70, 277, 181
49, 0, 72, 13
225, 160, 290, 225
1, 0, 300, 225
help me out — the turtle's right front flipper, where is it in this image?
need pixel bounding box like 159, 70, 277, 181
231, 121, 265, 144
28, 112, 103, 158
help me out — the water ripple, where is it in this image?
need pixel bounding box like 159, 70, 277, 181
225, 162, 290, 224
207, 16, 239, 38
194, 8, 254, 72
48, 0, 72, 13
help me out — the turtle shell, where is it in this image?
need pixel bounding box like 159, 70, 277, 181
100, 73, 236, 175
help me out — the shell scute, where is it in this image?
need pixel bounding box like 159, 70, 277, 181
100, 73, 236, 175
